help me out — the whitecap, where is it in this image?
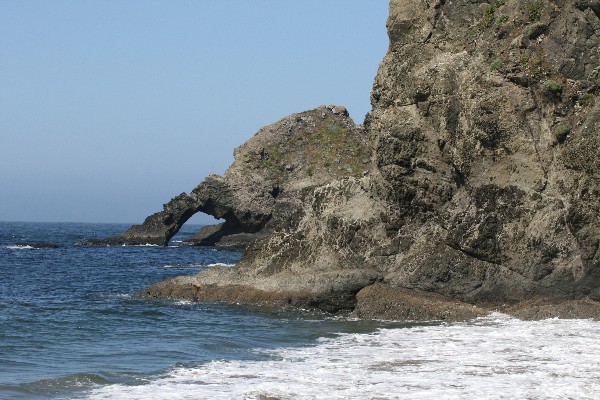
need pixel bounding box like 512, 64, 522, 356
162, 263, 235, 269
83, 314, 600, 399
163, 264, 205, 269
173, 300, 193, 306
4, 245, 34, 250
206, 263, 236, 268
120, 244, 159, 247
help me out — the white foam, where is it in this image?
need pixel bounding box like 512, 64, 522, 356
206, 263, 236, 268
4, 245, 34, 250
163, 264, 205, 269
83, 313, 600, 399
173, 300, 194, 306
163, 263, 235, 269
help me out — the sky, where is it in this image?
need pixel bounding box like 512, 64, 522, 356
0, 1, 389, 224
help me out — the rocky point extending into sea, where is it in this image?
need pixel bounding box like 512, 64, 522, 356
84, 0, 600, 321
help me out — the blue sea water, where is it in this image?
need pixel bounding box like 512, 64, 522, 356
0, 222, 400, 399
2, 222, 600, 399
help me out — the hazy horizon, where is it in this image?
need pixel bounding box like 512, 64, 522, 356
1, 1, 389, 225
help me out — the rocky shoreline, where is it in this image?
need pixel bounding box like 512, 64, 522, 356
138, 278, 600, 321
101, 0, 600, 321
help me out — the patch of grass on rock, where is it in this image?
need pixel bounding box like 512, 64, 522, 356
542, 80, 562, 99
524, 0, 543, 21
553, 124, 571, 143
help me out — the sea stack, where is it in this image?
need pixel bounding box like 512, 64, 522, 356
136, 0, 600, 319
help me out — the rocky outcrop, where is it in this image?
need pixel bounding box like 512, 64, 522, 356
362, 0, 600, 306
80, 192, 199, 246
80, 105, 369, 246
140, 0, 600, 320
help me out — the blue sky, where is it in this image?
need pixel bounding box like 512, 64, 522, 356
0, 1, 389, 224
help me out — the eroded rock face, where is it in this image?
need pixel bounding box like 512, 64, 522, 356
365, 0, 600, 304
141, 1, 600, 319
80, 106, 368, 246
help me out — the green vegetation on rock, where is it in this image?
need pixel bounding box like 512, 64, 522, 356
309, 116, 367, 176
490, 59, 504, 72
481, 0, 506, 28
553, 124, 571, 143
542, 80, 562, 98
496, 14, 509, 26
579, 93, 595, 107
524, 0, 543, 21
251, 110, 368, 184
259, 145, 287, 179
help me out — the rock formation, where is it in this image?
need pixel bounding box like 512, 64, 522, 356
140, 0, 600, 319
80, 105, 368, 247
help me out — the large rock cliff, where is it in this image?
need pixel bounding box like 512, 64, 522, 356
142, 0, 600, 319
365, 0, 600, 304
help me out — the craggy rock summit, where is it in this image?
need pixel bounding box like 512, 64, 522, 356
143, 0, 600, 319
80, 105, 368, 247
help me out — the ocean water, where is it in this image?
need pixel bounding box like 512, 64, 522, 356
1, 222, 599, 399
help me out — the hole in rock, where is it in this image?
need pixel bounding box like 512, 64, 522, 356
169, 212, 224, 246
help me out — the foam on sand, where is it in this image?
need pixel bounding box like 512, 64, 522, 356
83, 313, 600, 399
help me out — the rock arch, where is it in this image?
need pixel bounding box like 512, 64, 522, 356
79, 105, 368, 247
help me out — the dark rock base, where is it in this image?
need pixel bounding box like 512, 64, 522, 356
500, 298, 600, 320
137, 278, 359, 313
138, 278, 600, 321
352, 284, 487, 321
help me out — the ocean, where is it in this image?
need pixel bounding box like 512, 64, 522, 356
1, 222, 599, 399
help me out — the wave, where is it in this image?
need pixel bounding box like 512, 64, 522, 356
206, 263, 236, 268
163, 263, 235, 269
0, 384, 38, 399
3, 245, 34, 250
173, 300, 194, 306
162, 263, 205, 269
82, 313, 600, 399
10, 372, 147, 399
